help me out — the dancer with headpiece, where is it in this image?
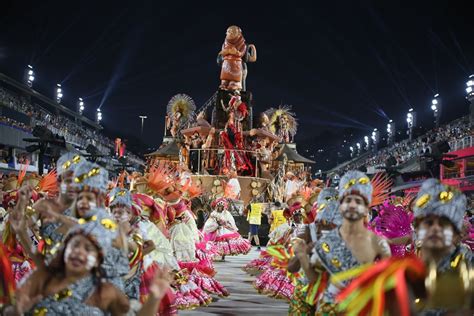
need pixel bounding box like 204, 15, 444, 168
203, 197, 251, 260
286, 187, 342, 314
34, 153, 86, 261
109, 187, 177, 315
1, 164, 41, 284
5, 211, 172, 316
292, 170, 392, 314
252, 202, 305, 301
332, 178, 473, 315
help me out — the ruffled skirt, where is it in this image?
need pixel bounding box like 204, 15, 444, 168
254, 267, 294, 301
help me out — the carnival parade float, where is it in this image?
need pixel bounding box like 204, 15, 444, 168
140, 25, 315, 235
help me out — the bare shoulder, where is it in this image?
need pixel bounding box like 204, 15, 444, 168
17, 266, 49, 296
96, 282, 130, 313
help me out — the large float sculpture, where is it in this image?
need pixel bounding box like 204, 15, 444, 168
145, 26, 315, 236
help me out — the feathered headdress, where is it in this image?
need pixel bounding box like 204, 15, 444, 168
17, 160, 29, 188
2, 174, 18, 192
373, 202, 413, 257
167, 94, 196, 121
115, 171, 128, 189
132, 193, 168, 236
263, 105, 298, 137
184, 179, 203, 200
147, 162, 176, 194
370, 173, 392, 207
37, 169, 59, 197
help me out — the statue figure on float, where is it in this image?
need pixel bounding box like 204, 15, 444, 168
217, 25, 257, 92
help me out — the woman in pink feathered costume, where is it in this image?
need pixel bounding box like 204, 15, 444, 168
203, 197, 251, 260
372, 200, 414, 257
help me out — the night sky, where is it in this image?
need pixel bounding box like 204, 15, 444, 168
1, 1, 473, 170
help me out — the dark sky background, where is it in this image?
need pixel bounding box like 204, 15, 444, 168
1, 1, 473, 170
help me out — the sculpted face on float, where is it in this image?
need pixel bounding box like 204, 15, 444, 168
339, 194, 368, 222
226, 26, 241, 40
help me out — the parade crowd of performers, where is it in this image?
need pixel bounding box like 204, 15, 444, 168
0, 153, 251, 315
244, 170, 474, 315
0, 153, 472, 315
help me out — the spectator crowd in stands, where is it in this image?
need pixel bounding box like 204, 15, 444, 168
0, 86, 143, 164
333, 116, 473, 174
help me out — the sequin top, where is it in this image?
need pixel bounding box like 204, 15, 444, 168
314, 229, 360, 304
26, 276, 106, 316
40, 208, 72, 258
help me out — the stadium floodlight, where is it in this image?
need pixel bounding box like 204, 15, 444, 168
78, 98, 85, 115
406, 108, 416, 140
371, 128, 379, 143
56, 84, 63, 103
466, 75, 474, 99
387, 119, 395, 145
349, 146, 354, 157
431, 94, 441, 127
25, 65, 35, 87
96, 108, 102, 123
467, 75, 474, 127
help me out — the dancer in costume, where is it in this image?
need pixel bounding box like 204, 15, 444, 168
1, 174, 40, 284
167, 199, 214, 309
286, 188, 342, 315
252, 202, 305, 301
5, 211, 172, 316
203, 197, 251, 260
372, 200, 414, 257
32, 161, 131, 294
293, 170, 392, 314
109, 187, 177, 316
33, 153, 86, 261
167, 198, 228, 300
220, 93, 253, 174
146, 166, 215, 310
332, 178, 473, 315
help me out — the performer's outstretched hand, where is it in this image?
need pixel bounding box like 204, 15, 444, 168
149, 267, 172, 300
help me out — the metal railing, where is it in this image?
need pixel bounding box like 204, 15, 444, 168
449, 136, 473, 152
187, 148, 261, 177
